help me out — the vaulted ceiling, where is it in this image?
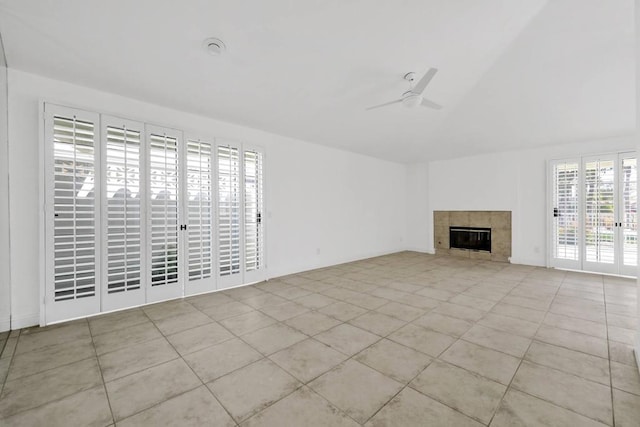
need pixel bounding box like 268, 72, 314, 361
0, 0, 634, 162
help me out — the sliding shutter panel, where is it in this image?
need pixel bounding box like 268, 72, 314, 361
217, 143, 242, 287
101, 117, 146, 310
550, 160, 580, 269
620, 155, 637, 274
147, 125, 183, 301
583, 156, 616, 273
243, 148, 265, 282
45, 105, 101, 322
184, 137, 215, 294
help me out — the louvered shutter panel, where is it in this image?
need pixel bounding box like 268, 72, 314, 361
584, 158, 615, 265
620, 156, 637, 268
217, 144, 242, 282
105, 124, 142, 294
186, 139, 214, 284
52, 115, 98, 301
244, 149, 264, 273
148, 131, 180, 288
551, 161, 580, 262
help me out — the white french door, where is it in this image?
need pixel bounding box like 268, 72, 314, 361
549, 152, 637, 276
146, 125, 183, 303
183, 136, 216, 296
216, 142, 266, 289
43, 103, 266, 324
44, 105, 101, 323
101, 116, 146, 311
216, 142, 243, 288
243, 147, 265, 283
618, 155, 637, 276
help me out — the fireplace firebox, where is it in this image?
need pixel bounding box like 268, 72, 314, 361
449, 226, 491, 252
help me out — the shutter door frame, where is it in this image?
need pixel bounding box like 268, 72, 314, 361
243, 144, 266, 284
216, 140, 244, 289
183, 133, 217, 296
548, 158, 582, 270
43, 103, 101, 324
582, 154, 618, 275
101, 115, 147, 311
618, 152, 637, 276
145, 124, 184, 303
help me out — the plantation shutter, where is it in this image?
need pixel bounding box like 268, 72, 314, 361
217, 143, 242, 286
551, 160, 580, 264
105, 125, 142, 292
53, 115, 98, 300
147, 126, 182, 301
101, 117, 146, 310
620, 156, 637, 269
583, 157, 616, 266
244, 149, 264, 278
185, 138, 215, 294
45, 105, 101, 322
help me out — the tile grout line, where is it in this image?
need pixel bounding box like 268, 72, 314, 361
139, 309, 240, 427
602, 274, 616, 427
88, 318, 117, 426
484, 269, 567, 426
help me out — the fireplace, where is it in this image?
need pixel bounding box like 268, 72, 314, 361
434, 211, 511, 262
449, 226, 491, 252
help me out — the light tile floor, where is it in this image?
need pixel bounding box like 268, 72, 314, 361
0, 252, 638, 426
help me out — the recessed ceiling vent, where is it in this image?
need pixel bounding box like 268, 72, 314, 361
203, 37, 226, 56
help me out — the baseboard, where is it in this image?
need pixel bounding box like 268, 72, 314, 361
635, 335, 640, 376
404, 246, 435, 254
11, 312, 39, 330
508, 257, 545, 267
267, 247, 406, 279
0, 317, 9, 333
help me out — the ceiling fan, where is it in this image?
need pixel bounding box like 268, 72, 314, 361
366, 68, 443, 111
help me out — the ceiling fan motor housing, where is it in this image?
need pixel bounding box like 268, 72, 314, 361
402, 91, 423, 108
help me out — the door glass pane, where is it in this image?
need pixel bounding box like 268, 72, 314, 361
187, 140, 213, 281
244, 150, 263, 272
149, 133, 179, 286
105, 126, 141, 293
53, 115, 96, 301
621, 157, 637, 267
552, 161, 580, 261
584, 159, 615, 264
218, 145, 241, 276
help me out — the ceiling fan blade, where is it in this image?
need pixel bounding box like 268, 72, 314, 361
413, 68, 438, 95
365, 99, 403, 110
421, 98, 443, 110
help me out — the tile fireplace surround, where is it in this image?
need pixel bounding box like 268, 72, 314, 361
434, 211, 512, 262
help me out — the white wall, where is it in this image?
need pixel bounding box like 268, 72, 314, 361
422, 136, 636, 266
6, 69, 407, 329
405, 163, 430, 253
0, 40, 10, 331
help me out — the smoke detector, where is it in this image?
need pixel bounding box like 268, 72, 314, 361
203, 38, 226, 56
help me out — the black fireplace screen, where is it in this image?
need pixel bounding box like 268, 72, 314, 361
449, 227, 491, 252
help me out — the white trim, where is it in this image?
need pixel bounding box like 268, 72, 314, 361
0, 317, 10, 333
11, 312, 40, 330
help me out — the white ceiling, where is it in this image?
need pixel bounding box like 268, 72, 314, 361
0, 0, 634, 163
